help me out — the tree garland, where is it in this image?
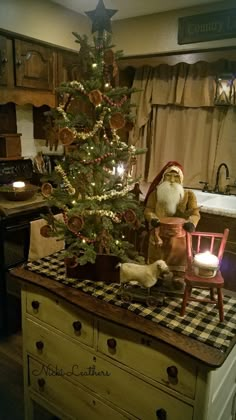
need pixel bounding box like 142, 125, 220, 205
85, 185, 130, 201
68, 80, 87, 94
83, 209, 121, 223
81, 151, 113, 165
57, 107, 110, 141
102, 93, 127, 107
55, 164, 76, 195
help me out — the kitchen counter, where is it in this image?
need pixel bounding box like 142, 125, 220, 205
199, 205, 236, 218
0, 193, 47, 217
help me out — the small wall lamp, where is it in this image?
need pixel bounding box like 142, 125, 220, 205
214, 73, 236, 106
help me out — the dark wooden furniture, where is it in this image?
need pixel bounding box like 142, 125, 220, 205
0, 30, 82, 108
180, 229, 229, 322
0, 103, 17, 133
0, 133, 22, 158
0, 35, 12, 87
0, 33, 56, 107
14, 39, 55, 91
57, 49, 81, 84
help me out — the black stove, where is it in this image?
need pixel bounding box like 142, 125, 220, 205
0, 158, 46, 217
0, 158, 34, 184
0, 158, 51, 335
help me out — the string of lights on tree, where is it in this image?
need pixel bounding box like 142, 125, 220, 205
40, 0, 146, 266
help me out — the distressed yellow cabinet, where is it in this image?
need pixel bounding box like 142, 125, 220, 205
14, 278, 236, 420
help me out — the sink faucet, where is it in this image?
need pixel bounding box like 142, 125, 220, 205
214, 163, 230, 193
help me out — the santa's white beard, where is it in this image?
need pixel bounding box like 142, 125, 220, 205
156, 181, 184, 216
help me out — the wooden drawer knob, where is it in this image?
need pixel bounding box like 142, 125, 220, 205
107, 338, 117, 349
37, 378, 45, 389
36, 341, 44, 351
166, 365, 178, 378
73, 321, 82, 332
156, 408, 167, 420
31, 300, 40, 311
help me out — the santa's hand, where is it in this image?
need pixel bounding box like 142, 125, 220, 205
183, 221, 195, 233
150, 218, 160, 228
154, 228, 163, 247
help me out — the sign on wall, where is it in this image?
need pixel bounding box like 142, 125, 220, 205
178, 9, 236, 44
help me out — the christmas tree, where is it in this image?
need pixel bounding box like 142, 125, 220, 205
40, 0, 145, 268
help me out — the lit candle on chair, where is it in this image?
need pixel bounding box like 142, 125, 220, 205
13, 181, 25, 189
194, 251, 219, 267
193, 251, 219, 278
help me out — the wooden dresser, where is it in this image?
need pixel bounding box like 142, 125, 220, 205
12, 267, 236, 420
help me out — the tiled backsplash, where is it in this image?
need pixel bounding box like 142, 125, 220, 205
16, 105, 63, 159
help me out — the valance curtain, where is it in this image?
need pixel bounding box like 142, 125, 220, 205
129, 61, 236, 189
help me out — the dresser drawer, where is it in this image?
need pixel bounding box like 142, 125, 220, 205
25, 319, 193, 420
97, 319, 197, 399
25, 289, 94, 347
28, 357, 130, 420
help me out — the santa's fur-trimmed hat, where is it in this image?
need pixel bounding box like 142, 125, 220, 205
144, 161, 184, 204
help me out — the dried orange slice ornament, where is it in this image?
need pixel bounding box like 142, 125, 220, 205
109, 112, 125, 130
41, 182, 53, 198
58, 127, 75, 146
123, 209, 137, 224
88, 89, 103, 106
67, 215, 84, 233
40, 225, 53, 238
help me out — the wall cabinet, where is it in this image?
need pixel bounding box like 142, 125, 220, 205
0, 33, 56, 107
0, 35, 13, 87
0, 31, 81, 107
14, 39, 55, 91
21, 283, 236, 420
57, 49, 81, 84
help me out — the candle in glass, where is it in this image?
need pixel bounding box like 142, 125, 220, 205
194, 251, 219, 268
13, 181, 25, 189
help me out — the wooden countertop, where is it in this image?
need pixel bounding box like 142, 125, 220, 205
0, 194, 47, 217
11, 265, 236, 368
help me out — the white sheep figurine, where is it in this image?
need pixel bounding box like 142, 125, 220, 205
117, 260, 170, 291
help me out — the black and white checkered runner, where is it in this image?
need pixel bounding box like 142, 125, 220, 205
26, 251, 236, 353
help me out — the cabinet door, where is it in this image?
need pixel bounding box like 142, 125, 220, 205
57, 50, 81, 84
14, 39, 55, 90
0, 36, 13, 87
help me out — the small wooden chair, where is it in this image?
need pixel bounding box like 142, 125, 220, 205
180, 229, 229, 322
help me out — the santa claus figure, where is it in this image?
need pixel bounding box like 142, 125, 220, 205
144, 161, 200, 281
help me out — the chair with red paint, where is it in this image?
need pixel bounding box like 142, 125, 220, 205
180, 229, 229, 322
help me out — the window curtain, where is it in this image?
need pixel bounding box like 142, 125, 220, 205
129, 61, 236, 189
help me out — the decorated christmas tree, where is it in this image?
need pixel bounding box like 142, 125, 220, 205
40, 0, 145, 270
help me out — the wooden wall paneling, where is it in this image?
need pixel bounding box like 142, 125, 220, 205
0, 102, 17, 134
33, 105, 50, 140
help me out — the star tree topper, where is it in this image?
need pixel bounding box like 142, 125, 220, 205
85, 0, 118, 34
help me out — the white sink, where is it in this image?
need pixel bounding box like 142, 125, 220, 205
191, 189, 236, 215
191, 190, 214, 204
203, 194, 236, 211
